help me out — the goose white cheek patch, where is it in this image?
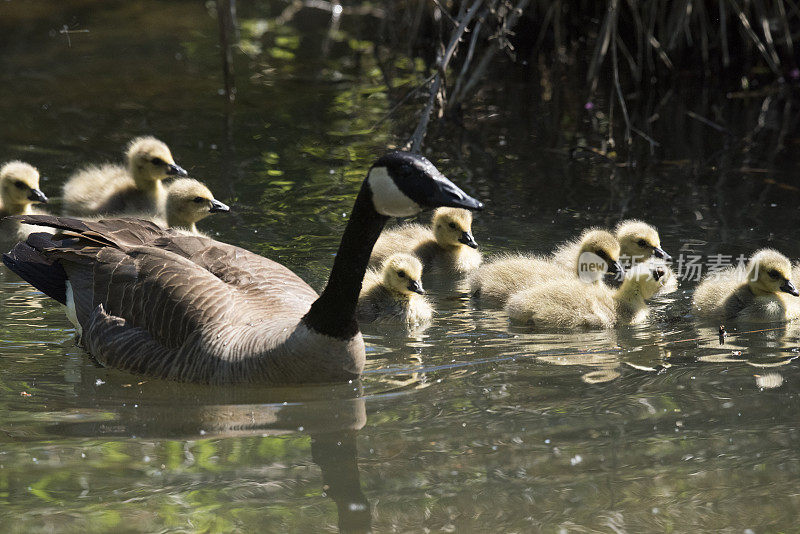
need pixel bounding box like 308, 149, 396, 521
368, 167, 422, 217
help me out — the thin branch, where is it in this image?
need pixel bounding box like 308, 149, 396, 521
454, 0, 532, 105
727, 0, 781, 74
611, 32, 632, 148
406, 0, 484, 153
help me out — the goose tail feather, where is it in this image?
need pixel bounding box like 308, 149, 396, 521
3, 234, 68, 304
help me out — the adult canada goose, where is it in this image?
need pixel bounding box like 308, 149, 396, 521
3, 151, 482, 384
505, 262, 666, 328
62, 136, 188, 217
468, 228, 623, 305
693, 249, 800, 322
0, 161, 49, 241
357, 253, 432, 326
369, 207, 481, 273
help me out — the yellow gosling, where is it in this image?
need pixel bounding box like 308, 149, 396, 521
0, 161, 49, 241
369, 207, 481, 273
506, 262, 666, 328
693, 248, 800, 322
358, 253, 433, 326
62, 136, 187, 216
469, 228, 623, 306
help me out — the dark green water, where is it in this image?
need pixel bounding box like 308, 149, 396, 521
2, 2, 800, 532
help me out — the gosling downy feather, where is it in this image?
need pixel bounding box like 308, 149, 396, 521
162, 178, 229, 234
615, 219, 676, 294
3, 151, 482, 384
369, 207, 481, 273
0, 161, 49, 241
469, 228, 624, 306
78, 178, 230, 236
357, 253, 432, 326
506, 262, 666, 328
62, 136, 188, 217
693, 249, 800, 322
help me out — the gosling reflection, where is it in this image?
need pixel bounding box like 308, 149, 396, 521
693, 322, 800, 371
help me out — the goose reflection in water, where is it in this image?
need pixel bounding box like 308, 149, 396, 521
45, 382, 373, 533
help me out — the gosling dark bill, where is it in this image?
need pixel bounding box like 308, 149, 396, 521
459, 231, 478, 249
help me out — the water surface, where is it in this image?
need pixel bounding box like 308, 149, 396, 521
1, 2, 800, 532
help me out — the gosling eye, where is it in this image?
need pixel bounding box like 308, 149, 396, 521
193, 197, 207, 204
448, 222, 457, 230
768, 269, 780, 279
397, 270, 406, 279
151, 157, 166, 166
637, 239, 648, 248
14, 180, 27, 190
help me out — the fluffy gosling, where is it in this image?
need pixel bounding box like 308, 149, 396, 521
62, 136, 187, 217
616, 219, 676, 294
0, 161, 49, 241
369, 207, 481, 273
162, 178, 229, 234
469, 228, 623, 305
506, 262, 666, 328
693, 248, 800, 322
615, 220, 671, 264
553, 219, 670, 266
357, 253, 433, 326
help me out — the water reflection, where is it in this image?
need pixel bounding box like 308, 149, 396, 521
42, 383, 372, 532
3, 0, 800, 530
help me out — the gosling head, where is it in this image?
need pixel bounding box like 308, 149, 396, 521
0, 161, 48, 212
165, 178, 229, 230
622, 262, 667, 300
365, 151, 482, 218
745, 249, 798, 297
576, 228, 624, 282
126, 136, 187, 183
381, 253, 425, 296
615, 219, 671, 263
432, 207, 477, 249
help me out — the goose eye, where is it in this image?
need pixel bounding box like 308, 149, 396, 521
637, 239, 648, 248
193, 196, 206, 204
397, 270, 406, 279
448, 222, 457, 230
14, 180, 27, 190
151, 157, 166, 166
768, 269, 780, 279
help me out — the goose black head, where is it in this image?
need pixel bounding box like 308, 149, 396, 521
366, 151, 483, 217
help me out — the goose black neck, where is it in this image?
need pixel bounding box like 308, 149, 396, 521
303, 182, 388, 339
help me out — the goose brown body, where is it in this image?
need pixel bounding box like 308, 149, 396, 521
9, 216, 357, 383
